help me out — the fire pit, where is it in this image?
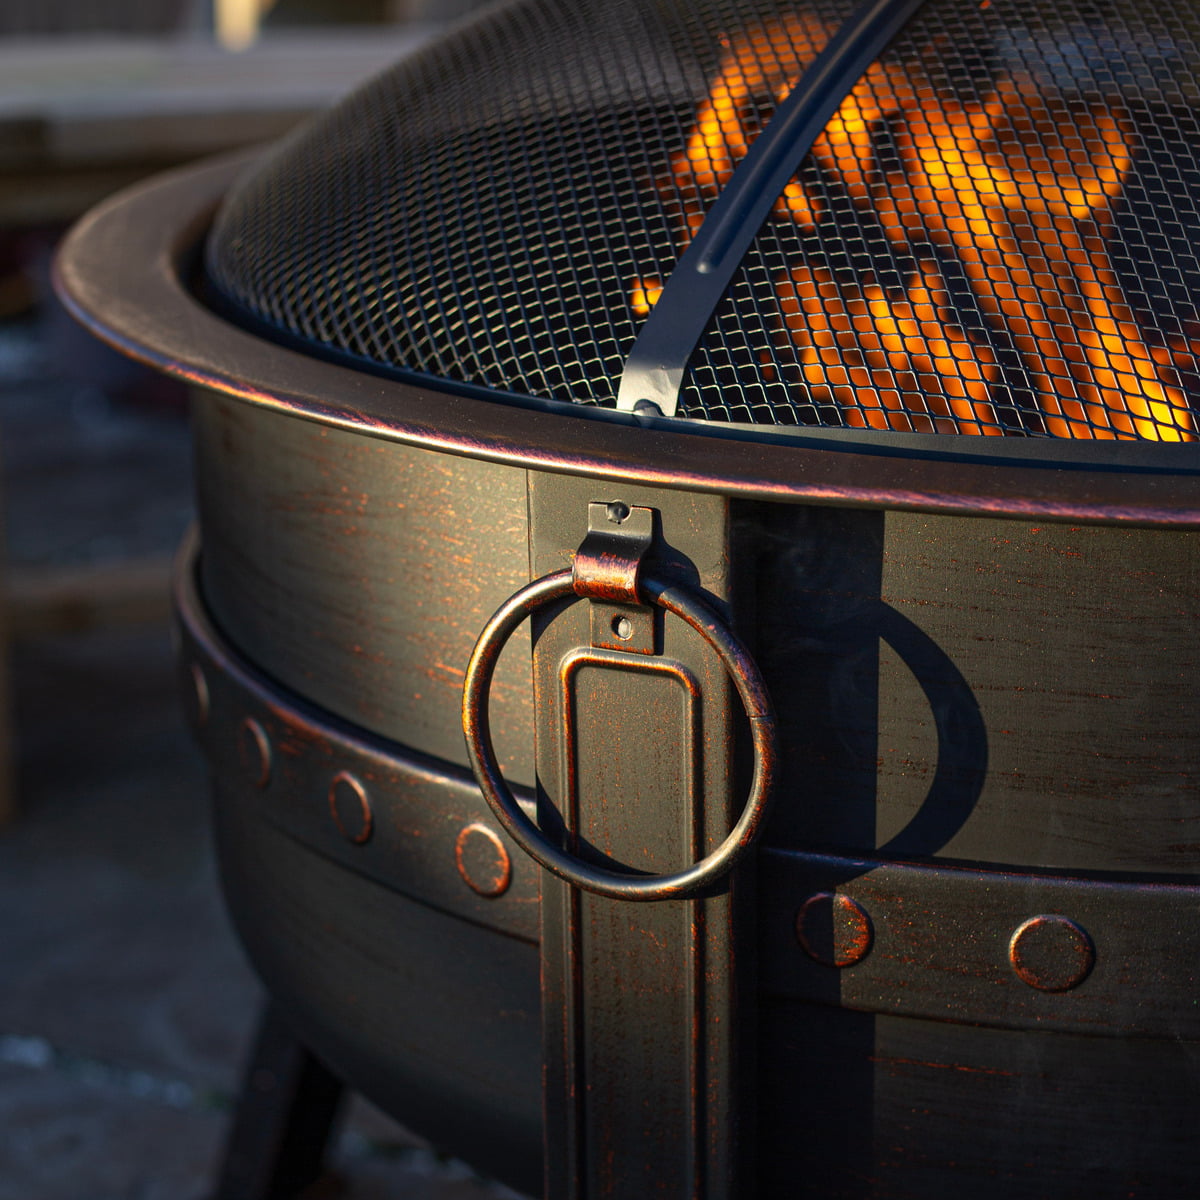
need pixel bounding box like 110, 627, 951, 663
56, 0, 1200, 1196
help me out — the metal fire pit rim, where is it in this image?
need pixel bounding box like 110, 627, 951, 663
53, 151, 1200, 528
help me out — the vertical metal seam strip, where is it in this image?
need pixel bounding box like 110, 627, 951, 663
615, 0, 928, 417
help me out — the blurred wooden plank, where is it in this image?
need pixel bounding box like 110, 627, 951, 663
0, 27, 435, 222
0, 163, 183, 224
7, 555, 172, 637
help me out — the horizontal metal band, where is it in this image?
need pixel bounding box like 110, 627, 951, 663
176, 532, 1200, 1038
173, 531, 540, 944
762, 849, 1200, 1039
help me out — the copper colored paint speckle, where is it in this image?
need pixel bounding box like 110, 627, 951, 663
238, 718, 272, 789
190, 662, 210, 729
53, 156, 1200, 530
329, 771, 373, 845
1009, 915, 1095, 992
795, 892, 874, 968
455, 822, 512, 898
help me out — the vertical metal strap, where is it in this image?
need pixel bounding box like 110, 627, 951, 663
529, 476, 747, 1200
616, 0, 928, 417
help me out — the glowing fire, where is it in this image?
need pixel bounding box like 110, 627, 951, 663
634, 14, 1196, 440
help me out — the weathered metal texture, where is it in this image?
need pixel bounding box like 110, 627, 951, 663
176, 532, 539, 940
762, 850, 1200, 1036
186, 522, 1200, 1042
213, 782, 543, 1196
176, 538, 542, 1195
874, 513, 1200, 873
740, 504, 1200, 875
190, 390, 535, 787
177, 403, 1200, 1197
529, 475, 754, 1200
184, 519, 1200, 1042
571, 502, 653, 603
460, 556, 776, 901
734, 504, 1200, 1195
328, 770, 373, 846
54, 155, 1200, 528
794, 892, 873, 968
758, 1001, 1200, 1198
58, 153, 1200, 1198
1008, 915, 1094, 993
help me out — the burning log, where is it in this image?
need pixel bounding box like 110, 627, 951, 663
638, 13, 1197, 440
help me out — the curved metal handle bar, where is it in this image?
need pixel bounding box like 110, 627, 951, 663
616, 0, 928, 417
462, 569, 777, 901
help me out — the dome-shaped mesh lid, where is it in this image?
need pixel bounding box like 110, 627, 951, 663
206, 0, 1200, 441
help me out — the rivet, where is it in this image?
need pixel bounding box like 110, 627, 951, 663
606, 501, 630, 524
795, 892, 873, 968
455, 823, 512, 898
329, 771, 373, 845
1009, 915, 1094, 992
612, 615, 633, 640
190, 663, 210, 729
238, 718, 272, 789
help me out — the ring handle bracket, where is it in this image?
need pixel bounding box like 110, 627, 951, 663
462, 505, 777, 902
572, 500, 654, 604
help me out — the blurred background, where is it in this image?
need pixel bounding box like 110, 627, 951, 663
0, 2, 527, 1197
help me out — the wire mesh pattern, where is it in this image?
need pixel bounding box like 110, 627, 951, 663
207, 0, 1200, 438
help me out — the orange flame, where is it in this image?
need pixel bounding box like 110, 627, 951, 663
636, 14, 1196, 440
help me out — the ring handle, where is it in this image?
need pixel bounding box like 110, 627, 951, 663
462, 569, 777, 901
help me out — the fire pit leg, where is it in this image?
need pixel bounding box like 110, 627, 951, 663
210, 1004, 345, 1200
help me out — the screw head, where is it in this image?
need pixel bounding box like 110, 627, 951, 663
238, 718, 272, 789
795, 892, 873, 968
455, 823, 512, 898
612, 615, 634, 640
1009, 915, 1095, 992
329, 771, 373, 845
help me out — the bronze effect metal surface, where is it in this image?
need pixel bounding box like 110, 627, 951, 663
763, 849, 1200, 1038
328, 771, 372, 846
54, 154, 1200, 529
795, 892, 874, 968
461, 567, 777, 900
528, 482, 751, 1200
189, 662, 210, 729
1008, 915, 1096, 993
178, 528, 1200, 1039
571, 502, 654, 604
239, 718, 271, 790
190, 392, 535, 789
454, 823, 514, 899
174, 531, 540, 942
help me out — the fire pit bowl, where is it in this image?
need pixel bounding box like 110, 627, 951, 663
56, 1, 1200, 1196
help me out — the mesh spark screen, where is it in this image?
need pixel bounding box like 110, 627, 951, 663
206, 0, 1200, 439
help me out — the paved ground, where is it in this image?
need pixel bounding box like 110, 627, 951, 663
0, 305, 529, 1198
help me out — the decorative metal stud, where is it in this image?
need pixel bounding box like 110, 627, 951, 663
190, 663, 210, 729
239, 718, 272, 789
795, 892, 873, 968
455, 823, 512, 898
328, 771, 373, 845
1009, 915, 1095, 992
